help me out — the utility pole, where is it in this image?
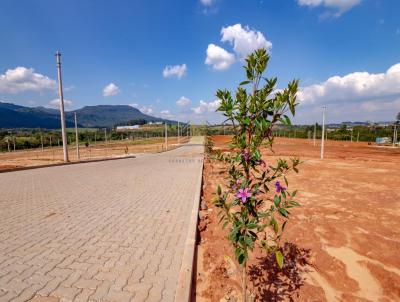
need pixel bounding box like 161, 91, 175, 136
7, 137, 10, 152
357, 132, 360, 142
165, 122, 168, 150
178, 121, 180, 144
55, 51, 69, 162
313, 123, 316, 146
321, 106, 326, 159
74, 112, 80, 160
394, 124, 398, 147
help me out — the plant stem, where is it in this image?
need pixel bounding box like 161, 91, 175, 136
242, 262, 247, 302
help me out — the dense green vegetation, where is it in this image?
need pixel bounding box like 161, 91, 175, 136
0, 124, 189, 152
0, 121, 397, 152
189, 123, 397, 142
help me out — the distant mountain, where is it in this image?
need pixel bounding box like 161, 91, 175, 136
67, 105, 169, 128
0, 102, 174, 129
0, 102, 75, 129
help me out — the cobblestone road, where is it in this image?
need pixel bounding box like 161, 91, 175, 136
0, 140, 203, 302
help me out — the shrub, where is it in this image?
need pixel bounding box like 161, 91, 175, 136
213, 48, 301, 301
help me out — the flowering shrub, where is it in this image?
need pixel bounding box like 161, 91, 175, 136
213, 48, 301, 300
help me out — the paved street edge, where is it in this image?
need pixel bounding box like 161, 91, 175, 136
0, 155, 136, 174
174, 158, 204, 302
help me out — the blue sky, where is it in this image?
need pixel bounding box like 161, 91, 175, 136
0, 0, 399, 124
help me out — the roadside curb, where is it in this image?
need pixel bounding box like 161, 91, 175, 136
174, 157, 204, 302
0, 155, 136, 174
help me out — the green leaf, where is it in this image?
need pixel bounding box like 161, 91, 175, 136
217, 185, 221, 195
275, 250, 284, 269
240, 80, 250, 86
279, 208, 288, 218
244, 235, 253, 248
238, 253, 246, 265
270, 217, 279, 234
247, 222, 257, 229
281, 221, 287, 233
273, 195, 280, 207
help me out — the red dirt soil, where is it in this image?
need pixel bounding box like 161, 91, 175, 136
0, 137, 186, 171
195, 135, 400, 302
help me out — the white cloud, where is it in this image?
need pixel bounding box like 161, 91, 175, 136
200, 0, 214, 6
163, 64, 187, 79
141, 106, 153, 114
47, 98, 72, 109
221, 24, 272, 58
205, 44, 235, 70
129, 103, 154, 115
160, 109, 175, 119
205, 24, 271, 71
298, 63, 400, 105
102, 83, 120, 97
191, 99, 221, 114
293, 63, 400, 123
297, 0, 362, 16
360, 99, 400, 113
0, 67, 56, 94
176, 96, 191, 106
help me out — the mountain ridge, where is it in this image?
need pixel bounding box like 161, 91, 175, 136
0, 102, 174, 129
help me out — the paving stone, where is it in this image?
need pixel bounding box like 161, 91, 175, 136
104, 289, 134, 302
51, 286, 81, 301
0, 141, 204, 302
73, 279, 100, 290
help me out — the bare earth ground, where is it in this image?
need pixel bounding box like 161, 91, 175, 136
195, 136, 400, 302
0, 137, 187, 171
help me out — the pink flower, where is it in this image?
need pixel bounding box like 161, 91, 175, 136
241, 150, 251, 162
236, 188, 252, 203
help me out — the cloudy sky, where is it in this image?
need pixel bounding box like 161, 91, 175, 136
0, 0, 399, 124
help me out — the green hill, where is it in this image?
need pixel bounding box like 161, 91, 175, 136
0, 102, 174, 129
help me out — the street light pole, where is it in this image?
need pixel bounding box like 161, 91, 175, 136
55, 51, 69, 162
74, 112, 80, 160
178, 121, 180, 144
321, 106, 326, 159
